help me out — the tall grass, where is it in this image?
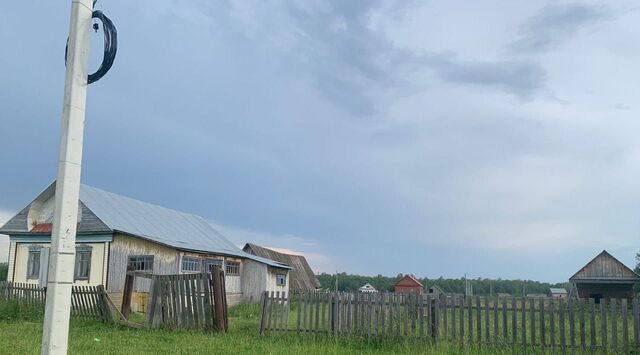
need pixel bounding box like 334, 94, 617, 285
0, 298, 43, 322
0, 263, 8, 281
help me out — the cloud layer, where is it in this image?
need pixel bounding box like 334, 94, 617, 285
0, 1, 639, 282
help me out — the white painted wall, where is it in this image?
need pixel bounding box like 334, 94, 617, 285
11, 242, 106, 285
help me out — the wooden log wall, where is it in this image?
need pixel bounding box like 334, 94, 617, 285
258, 291, 640, 353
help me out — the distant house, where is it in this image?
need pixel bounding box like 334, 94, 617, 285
550, 288, 568, 299
395, 275, 424, 294
359, 283, 377, 293
0, 182, 290, 312
569, 250, 640, 302
242, 243, 320, 292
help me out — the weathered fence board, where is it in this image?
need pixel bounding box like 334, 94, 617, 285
0, 281, 111, 322
259, 290, 640, 353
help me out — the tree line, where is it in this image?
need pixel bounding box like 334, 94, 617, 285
317, 272, 573, 296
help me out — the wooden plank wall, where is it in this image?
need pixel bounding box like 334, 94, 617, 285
0, 281, 111, 322
259, 291, 640, 353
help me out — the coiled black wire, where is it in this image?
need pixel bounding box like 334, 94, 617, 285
65, 9, 117, 84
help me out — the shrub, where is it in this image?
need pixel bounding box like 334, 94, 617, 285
0, 263, 8, 282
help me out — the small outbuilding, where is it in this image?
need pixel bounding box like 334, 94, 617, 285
359, 283, 377, 293
243, 243, 320, 292
394, 275, 424, 294
569, 250, 640, 302
549, 288, 568, 299
427, 285, 444, 297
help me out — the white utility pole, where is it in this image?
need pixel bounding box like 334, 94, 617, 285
41, 1, 94, 354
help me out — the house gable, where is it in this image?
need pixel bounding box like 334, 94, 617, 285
395, 275, 423, 288
0, 182, 111, 235
570, 250, 640, 282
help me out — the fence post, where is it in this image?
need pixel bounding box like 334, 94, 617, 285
211, 265, 227, 333
430, 296, 437, 343
120, 266, 135, 320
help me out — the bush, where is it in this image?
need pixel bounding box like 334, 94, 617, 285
0, 263, 7, 282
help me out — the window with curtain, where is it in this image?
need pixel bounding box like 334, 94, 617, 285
27, 246, 41, 279
74, 245, 92, 280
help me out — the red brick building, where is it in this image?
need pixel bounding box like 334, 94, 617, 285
394, 275, 424, 294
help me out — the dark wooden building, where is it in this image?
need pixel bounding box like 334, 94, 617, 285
569, 250, 640, 302
243, 243, 321, 292
394, 275, 424, 294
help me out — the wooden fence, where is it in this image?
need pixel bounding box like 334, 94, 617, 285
259, 291, 640, 353
0, 281, 112, 322
143, 271, 227, 331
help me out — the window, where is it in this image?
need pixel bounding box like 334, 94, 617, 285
276, 274, 286, 286
181, 256, 201, 273
27, 246, 41, 279
204, 258, 223, 272
128, 255, 154, 272
74, 245, 92, 280
225, 261, 240, 276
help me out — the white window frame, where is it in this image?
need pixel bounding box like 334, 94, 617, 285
225, 261, 240, 276
181, 256, 202, 273
27, 246, 41, 280
204, 258, 223, 273
128, 255, 154, 272
74, 245, 92, 281
276, 273, 286, 286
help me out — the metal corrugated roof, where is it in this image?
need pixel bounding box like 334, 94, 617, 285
78, 184, 289, 269
549, 288, 567, 294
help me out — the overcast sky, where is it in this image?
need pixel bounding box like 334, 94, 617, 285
1, 1, 640, 283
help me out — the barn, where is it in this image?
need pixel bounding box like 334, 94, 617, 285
242, 243, 320, 291
0, 182, 291, 312
394, 275, 424, 294
569, 250, 640, 302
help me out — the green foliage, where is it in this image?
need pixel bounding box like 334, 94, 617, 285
0, 263, 7, 281
228, 302, 261, 320
635, 250, 640, 274
318, 272, 570, 296
0, 299, 43, 322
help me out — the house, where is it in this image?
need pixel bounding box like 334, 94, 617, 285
0, 182, 291, 312
569, 250, 640, 302
359, 283, 377, 293
242, 243, 320, 292
394, 275, 424, 294
549, 288, 568, 299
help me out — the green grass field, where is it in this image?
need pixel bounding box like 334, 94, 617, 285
0, 301, 609, 354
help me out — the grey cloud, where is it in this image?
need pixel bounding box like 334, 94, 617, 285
510, 3, 611, 53
428, 53, 547, 99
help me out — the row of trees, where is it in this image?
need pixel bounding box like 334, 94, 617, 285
317, 272, 571, 296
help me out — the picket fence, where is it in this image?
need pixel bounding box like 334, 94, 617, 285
140, 270, 228, 331
258, 291, 640, 353
0, 281, 112, 322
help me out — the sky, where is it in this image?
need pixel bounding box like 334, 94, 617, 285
1, 1, 639, 283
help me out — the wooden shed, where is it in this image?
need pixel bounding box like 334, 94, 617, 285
242, 243, 320, 292
394, 275, 424, 294
569, 250, 640, 302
